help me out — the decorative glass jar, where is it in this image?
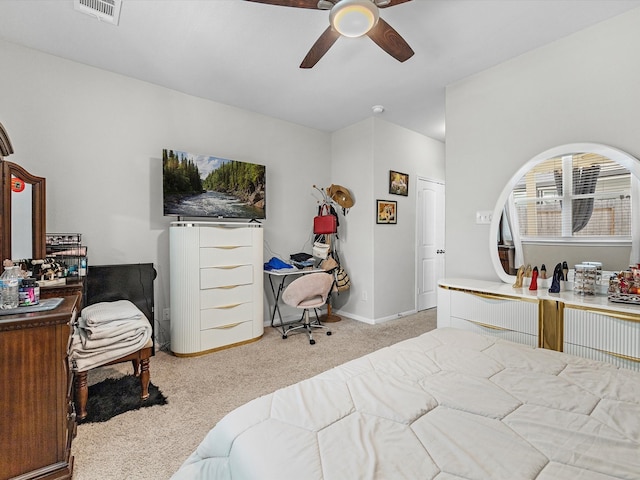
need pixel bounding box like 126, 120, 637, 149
574, 264, 597, 295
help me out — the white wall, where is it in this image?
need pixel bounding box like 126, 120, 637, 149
0, 37, 445, 338
373, 119, 445, 319
330, 120, 375, 320
445, 7, 640, 281
331, 118, 445, 323
0, 39, 331, 344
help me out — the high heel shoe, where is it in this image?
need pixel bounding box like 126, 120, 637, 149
529, 266, 539, 291
540, 264, 547, 280
513, 265, 525, 288
549, 263, 563, 293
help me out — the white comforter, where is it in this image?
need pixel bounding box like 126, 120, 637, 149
172, 327, 640, 480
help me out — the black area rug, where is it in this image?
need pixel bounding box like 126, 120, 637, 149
79, 375, 168, 424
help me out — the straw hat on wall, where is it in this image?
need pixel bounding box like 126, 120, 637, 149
327, 184, 354, 210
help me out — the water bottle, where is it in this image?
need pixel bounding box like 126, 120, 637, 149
1, 266, 20, 309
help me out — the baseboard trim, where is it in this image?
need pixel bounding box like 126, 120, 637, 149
262, 307, 420, 327
332, 308, 418, 325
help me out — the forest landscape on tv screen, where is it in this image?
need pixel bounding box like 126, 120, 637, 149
163, 149, 266, 219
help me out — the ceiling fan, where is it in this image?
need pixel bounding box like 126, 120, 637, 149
245, 0, 414, 68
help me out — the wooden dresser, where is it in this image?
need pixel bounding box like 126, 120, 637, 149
0, 295, 79, 480
40, 278, 86, 306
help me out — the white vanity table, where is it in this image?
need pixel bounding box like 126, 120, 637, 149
439, 143, 640, 372
438, 278, 640, 371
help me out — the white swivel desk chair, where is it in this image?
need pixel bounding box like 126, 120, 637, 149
281, 272, 335, 345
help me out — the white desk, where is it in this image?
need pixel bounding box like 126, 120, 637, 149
264, 268, 324, 335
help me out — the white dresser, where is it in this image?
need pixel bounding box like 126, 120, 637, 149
439, 278, 640, 371
563, 305, 640, 371
170, 222, 264, 356
438, 282, 539, 347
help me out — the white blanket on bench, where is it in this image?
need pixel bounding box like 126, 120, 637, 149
70, 300, 151, 371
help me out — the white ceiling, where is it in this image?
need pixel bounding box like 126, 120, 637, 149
1, 0, 639, 142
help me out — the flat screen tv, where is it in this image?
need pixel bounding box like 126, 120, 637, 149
163, 149, 266, 219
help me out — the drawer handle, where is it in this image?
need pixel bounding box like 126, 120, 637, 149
445, 286, 537, 304
468, 291, 513, 301
215, 245, 244, 250
565, 305, 640, 323
216, 322, 242, 329
215, 303, 242, 310
468, 319, 512, 331
596, 348, 640, 363
215, 265, 245, 270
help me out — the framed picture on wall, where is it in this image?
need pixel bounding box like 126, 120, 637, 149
389, 170, 409, 196
376, 199, 397, 224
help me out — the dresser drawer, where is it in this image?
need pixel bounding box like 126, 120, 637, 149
201, 265, 253, 289
200, 320, 256, 351
200, 226, 253, 247
449, 289, 538, 335
201, 284, 254, 309
200, 246, 253, 268
563, 307, 640, 368
201, 302, 254, 330
563, 343, 640, 372
450, 316, 537, 347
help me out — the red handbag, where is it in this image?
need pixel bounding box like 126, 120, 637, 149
313, 204, 337, 234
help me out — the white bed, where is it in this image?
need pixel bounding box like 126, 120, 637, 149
171, 327, 640, 480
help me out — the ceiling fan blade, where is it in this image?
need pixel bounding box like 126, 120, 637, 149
300, 26, 341, 69
366, 17, 414, 63
378, 0, 412, 7
244, 0, 322, 9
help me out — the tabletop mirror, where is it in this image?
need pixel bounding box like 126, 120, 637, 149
490, 143, 640, 283
0, 122, 46, 263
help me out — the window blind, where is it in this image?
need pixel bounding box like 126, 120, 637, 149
513, 153, 631, 239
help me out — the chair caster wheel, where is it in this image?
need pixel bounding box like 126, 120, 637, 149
282, 335, 288, 339
310, 339, 316, 345
326, 331, 332, 336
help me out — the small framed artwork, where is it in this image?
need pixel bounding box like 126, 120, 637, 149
389, 170, 409, 196
376, 199, 397, 224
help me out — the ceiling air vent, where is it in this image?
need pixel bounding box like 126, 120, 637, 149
74, 0, 122, 26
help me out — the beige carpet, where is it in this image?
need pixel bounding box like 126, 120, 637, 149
71, 309, 437, 479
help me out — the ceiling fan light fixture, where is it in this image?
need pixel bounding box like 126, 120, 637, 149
330, 0, 379, 38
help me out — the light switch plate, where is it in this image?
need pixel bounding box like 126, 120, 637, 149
476, 210, 493, 224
